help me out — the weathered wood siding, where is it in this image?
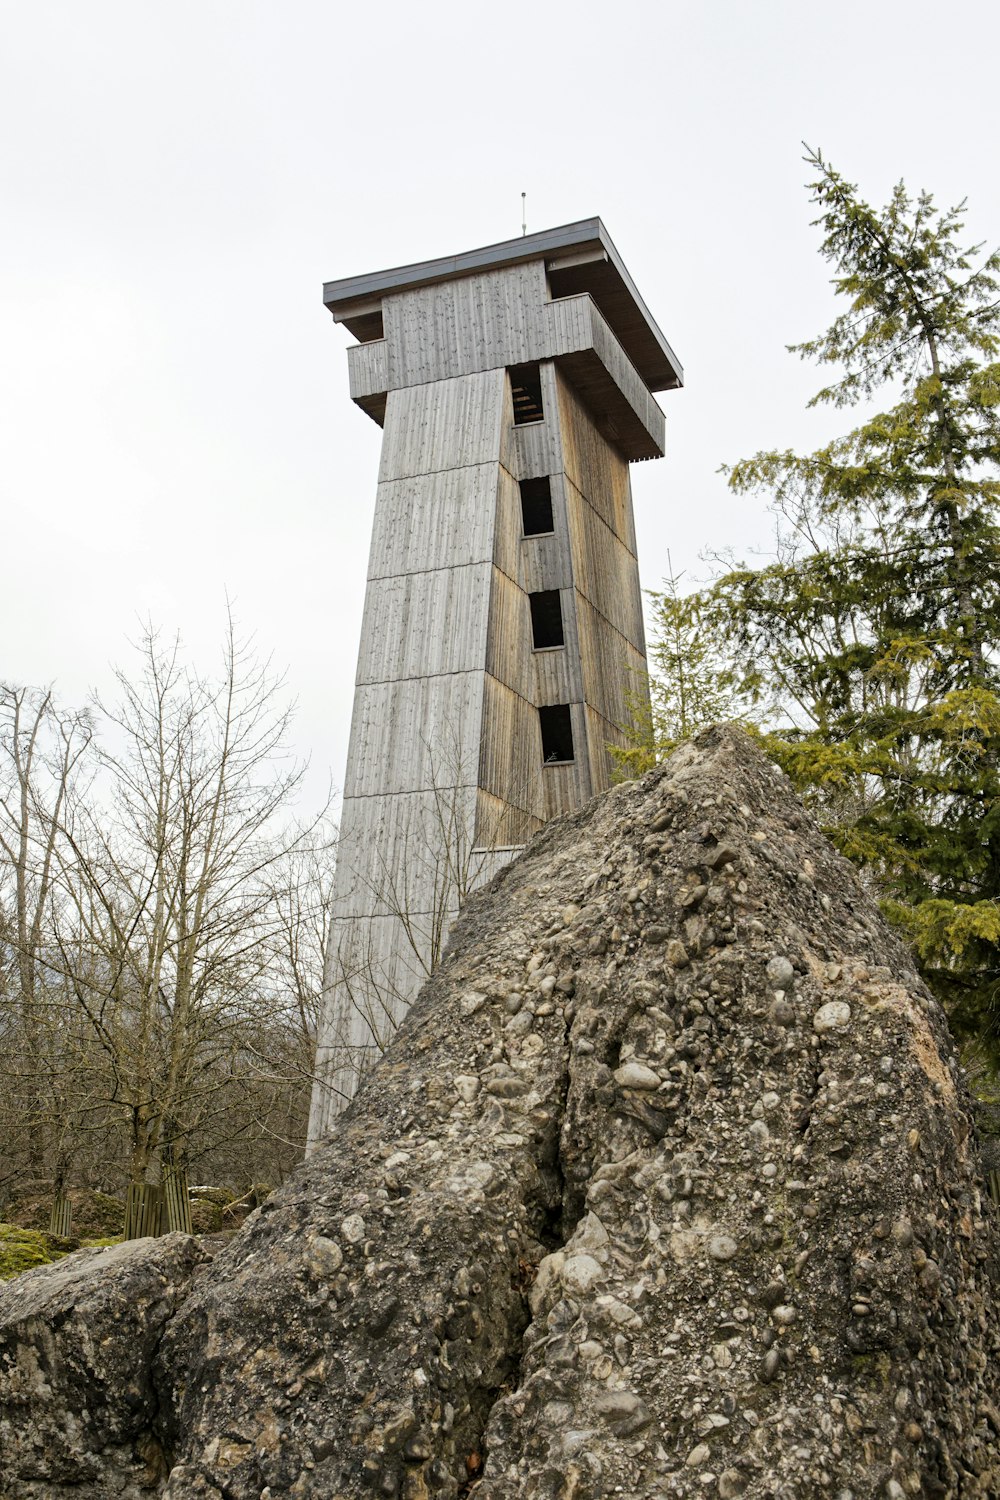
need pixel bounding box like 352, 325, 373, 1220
383, 264, 550, 388
310, 249, 662, 1145
378, 370, 506, 482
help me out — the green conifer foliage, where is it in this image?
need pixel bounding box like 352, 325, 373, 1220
711, 148, 1000, 1052
611, 566, 740, 780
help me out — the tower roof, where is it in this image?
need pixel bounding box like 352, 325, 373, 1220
323, 218, 683, 394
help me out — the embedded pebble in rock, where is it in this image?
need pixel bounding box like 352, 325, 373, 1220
453, 1073, 480, 1102
814, 999, 852, 1032
613, 1060, 661, 1091
561, 1254, 604, 1294
707, 1234, 739, 1262
1, 725, 998, 1500
765, 954, 795, 989
339, 1212, 366, 1244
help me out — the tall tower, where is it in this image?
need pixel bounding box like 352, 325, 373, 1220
308, 219, 682, 1143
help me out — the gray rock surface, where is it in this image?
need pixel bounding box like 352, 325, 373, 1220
0, 1234, 209, 1497
2, 727, 998, 1498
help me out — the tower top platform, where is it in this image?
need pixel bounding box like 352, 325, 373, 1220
323, 218, 683, 395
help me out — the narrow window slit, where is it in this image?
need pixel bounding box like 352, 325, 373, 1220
510, 363, 544, 424
529, 590, 565, 649
520, 476, 554, 535
539, 704, 574, 763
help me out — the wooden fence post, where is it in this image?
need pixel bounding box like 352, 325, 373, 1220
48, 1193, 72, 1237
161, 1166, 193, 1234
124, 1181, 164, 1239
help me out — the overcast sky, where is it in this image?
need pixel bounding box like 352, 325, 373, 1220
3, 0, 999, 814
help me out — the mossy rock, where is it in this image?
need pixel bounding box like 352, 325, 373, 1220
189, 1185, 235, 1208
70, 1190, 125, 1238
190, 1199, 226, 1233
0, 1225, 76, 1281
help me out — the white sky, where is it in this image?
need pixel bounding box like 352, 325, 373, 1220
3, 0, 999, 815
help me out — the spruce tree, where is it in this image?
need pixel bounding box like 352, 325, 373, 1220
707, 148, 1000, 1053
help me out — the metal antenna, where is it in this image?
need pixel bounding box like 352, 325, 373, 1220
521, 192, 527, 237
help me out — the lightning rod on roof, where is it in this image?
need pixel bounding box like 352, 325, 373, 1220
521, 192, 526, 237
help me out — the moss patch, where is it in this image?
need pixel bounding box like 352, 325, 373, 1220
0, 1225, 73, 1281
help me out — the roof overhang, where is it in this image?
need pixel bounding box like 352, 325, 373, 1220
323, 218, 684, 394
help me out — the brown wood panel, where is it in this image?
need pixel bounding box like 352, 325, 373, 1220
564, 479, 646, 650
478, 674, 547, 823
485, 566, 534, 701
574, 595, 648, 728
475, 787, 544, 850
583, 703, 627, 795
554, 370, 637, 550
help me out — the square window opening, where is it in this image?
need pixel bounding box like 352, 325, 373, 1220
539, 704, 574, 763
520, 476, 554, 535
529, 590, 565, 649
510, 363, 544, 424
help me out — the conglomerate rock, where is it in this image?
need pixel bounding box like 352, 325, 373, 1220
1, 727, 998, 1498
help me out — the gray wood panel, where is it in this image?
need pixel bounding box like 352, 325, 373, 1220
383, 263, 550, 389
347, 338, 388, 402
334, 783, 486, 920
368, 465, 499, 579
344, 671, 486, 799
379, 370, 506, 482
356, 564, 492, 685
511, 420, 560, 482
565, 477, 646, 650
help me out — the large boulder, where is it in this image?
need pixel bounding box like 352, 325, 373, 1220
1, 728, 998, 1498
0, 1234, 209, 1497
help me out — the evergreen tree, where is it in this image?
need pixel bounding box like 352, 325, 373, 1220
706, 148, 1000, 1052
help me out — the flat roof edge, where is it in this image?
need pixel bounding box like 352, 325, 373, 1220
323, 218, 684, 390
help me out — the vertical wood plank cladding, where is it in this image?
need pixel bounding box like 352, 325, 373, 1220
520, 532, 568, 594
369, 465, 499, 579
347, 338, 388, 402
345, 671, 486, 799
493, 465, 523, 583
574, 594, 647, 727
334, 785, 483, 920
323, 910, 445, 1049
379, 369, 506, 482
474, 788, 544, 851
477, 674, 547, 824
555, 369, 636, 551
357, 564, 493, 684
383, 263, 550, 388
564, 478, 646, 650
511, 421, 559, 481
485, 566, 535, 700
583, 703, 627, 796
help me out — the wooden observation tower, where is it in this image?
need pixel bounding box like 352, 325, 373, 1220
308, 219, 683, 1143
